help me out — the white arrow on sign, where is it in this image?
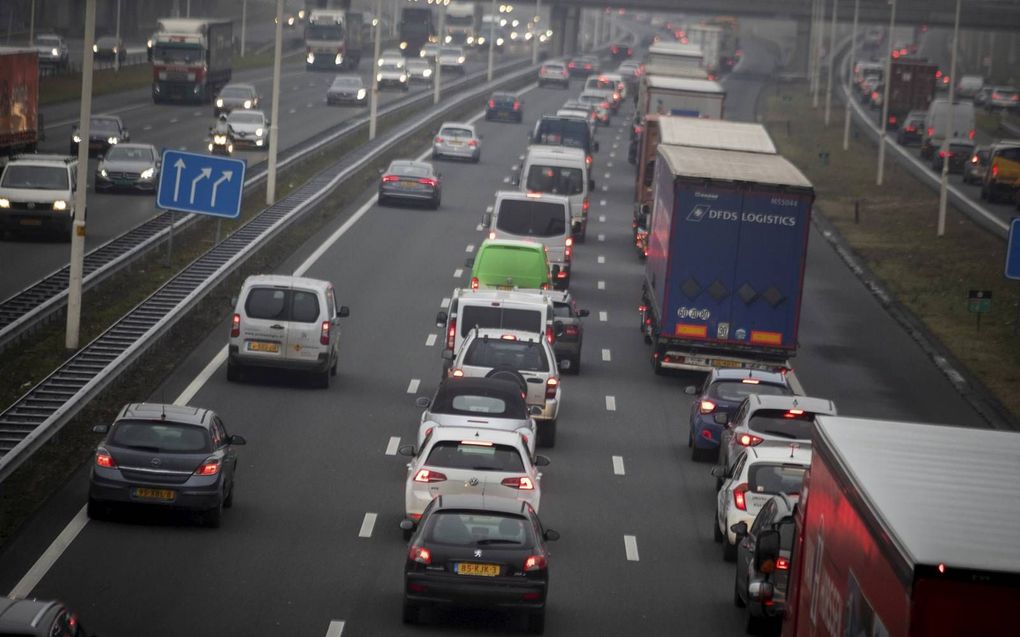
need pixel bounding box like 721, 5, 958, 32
189, 167, 212, 204
210, 170, 233, 208
172, 158, 186, 201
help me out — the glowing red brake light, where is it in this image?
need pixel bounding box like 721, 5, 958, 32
968, 129, 975, 140
888, 115, 897, 125
992, 164, 999, 177
776, 556, 790, 570
488, 99, 496, 108
545, 376, 558, 399
785, 409, 805, 416
524, 554, 547, 571
419, 178, 438, 187
382, 174, 400, 182
513, 100, 520, 110
468, 139, 477, 147
545, 324, 555, 344
413, 469, 447, 483
320, 320, 331, 345
435, 136, 444, 143
582, 198, 590, 212
470, 276, 479, 290
938, 150, 948, 158
446, 319, 457, 350
95, 448, 116, 468
700, 400, 716, 414
738, 433, 764, 447
501, 476, 535, 490
585, 155, 592, 167
230, 313, 240, 338
195, 458, 221, 476
733, 482, 748, 511
927, 127, 934, 137
409, 546, 432, 564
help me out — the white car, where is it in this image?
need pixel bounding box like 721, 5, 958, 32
399, 426, 549, 528
377, 61, 409, 90
445, 328, 562, 447
432, 122, 481, 162
713, 445, 811, 561
226, 110, 269, 149
577, 90, 611, 125
437, 46, 467, 74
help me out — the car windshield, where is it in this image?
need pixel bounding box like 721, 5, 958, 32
459, 306, 542, 337
306, 24, 344, 39
109, 420, 210, 453
440, 127, 473, 138
221, 86, 253, 98
38, 36, 60, 46
153, 42, 202, 64
425, 440, 525, 471
748, 463, 806, 495
244, 288, 320, 323
464, 338, 549, 372
105, 146, 154, 162
497, 198, 568, 236
441, 47, 462, 56
90, 119, 120, 133
747, 409, 816, 440
228, 112, 264, 125
424, 511, 534, 546
709, 380, 791, 403
380, 62, 404, 71
389, 163, 429, 177
1, 165, 69, 190
524, 165, 584, 196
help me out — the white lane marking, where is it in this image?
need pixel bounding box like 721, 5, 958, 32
598, 234, 605, 242
599, 311, 608, 322
603, 172, 610, 179
169, 117, 179, 124
475, 223, 484, 231
453, 268, 463, 278
440, 297, 451, 308
425, 333, 438, 347
486, 205, 493, 213
307, 102, 314, 109
192, 111, 202, 117
599, 199, 606, 206
624, 535, 640, 561
143, 124, 152, 130
294, 195, 378, 276
386, 436, 401, 455
606, 395, 616, 411
407, 378, 421, 394
602, 185, 609, 192
602, 348, 611, 362
289, 108, 297, 114
599, 214, 606, 222
607, 161, 613, 168
788, 369, 805, 394
609, 152, 616, 159
177, 348, 229, 405
9, 506, 88, 598
597, 280, 605, 290
518, 154, 525, 161
358, 513, 378, 538
325, 620, 346, 637
503, 176, 510, 183
465, 244, 475, 253
612, 455, 625, 476
612, 142, 619, 149
597, 255, 605, 264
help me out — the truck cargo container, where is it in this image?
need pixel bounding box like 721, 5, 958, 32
400, 6, 435, 56
151, 18, 233, 104
637, 75, 725, 124
645, 41, 704, 71
778, 416, 1020, 637
886, 58, 937, 129
686, 24, 722, 76
640, 146, 812, 373
0, 48, 40, 156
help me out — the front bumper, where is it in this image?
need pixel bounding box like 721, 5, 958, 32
405, 572, 547, 610
327, 93, 367, 106
0, 209, 73, 233
95, 175, 158, 192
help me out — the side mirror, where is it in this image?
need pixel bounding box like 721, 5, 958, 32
713, 412, 729, 426
577, 309, 590, 317
92, 424, 110, 434
529, 405, 543, 416
441, 349, 454, 361
754, 529, 781, 570
465, 256, 475, 267
533, 455, 551, 467
481, 212, 492, 227
435, 310, 448, 327
398, 444, 417, 457
589, 178, 596, 191
543, 529, 560, 542
511, 174, 520, 187
338, 305, 350, 318
684, 385, 698, 395
709, 465, 727, 479
229, 434, 247, 445
399, 519, 416, 531
415, 396, 430, 408
553, 320, 564, 337
731, 521, 749, 539
558, 358, 572, 371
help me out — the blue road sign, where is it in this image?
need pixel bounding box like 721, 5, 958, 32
156, 150, 246, 219
1007, 218, 1020, 281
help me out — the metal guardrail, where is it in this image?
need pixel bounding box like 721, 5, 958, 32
0, 55, 532, 353
0, 59, 541, 483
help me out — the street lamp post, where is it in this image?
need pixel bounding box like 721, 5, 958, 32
844, 0, 860, 150
531, 0, 541, 65
266, 0, 284, 205
115, 0, 122, 72
824, 0, 838, 125
937, 0, 962, 237
28, 0, 35, 46
435, 1, 446, 105
241, 0, 247, 57
487, 0, 496, 82
876, 0, 897, 186
813, 0, 826, 108
370, 0, 382, 140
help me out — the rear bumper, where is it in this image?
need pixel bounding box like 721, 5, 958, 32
434, 143, 479, 159
690, 416, 723, 450
405, 572, 546, 610
89, 471, 222, 511
228, 344, 331, 372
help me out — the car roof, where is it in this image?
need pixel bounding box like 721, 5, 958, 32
5, 155, 76, 167
745, 394, 837, 414
243, 274, 332, 291
433, 493, 532, 516
524, 145, 586, 162
469, 328, 544, 344
106, 143, 157, 153
710, 368, 789, 385
452, 287, 552, 305
223, 83, 256, 91
479, 238, 546, 252
440, 122, 474, 130
117, 402, 214, 427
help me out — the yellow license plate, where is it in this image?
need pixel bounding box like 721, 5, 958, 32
134, 488, 176, 501
713, 359, 743, 368
456, 562, 500, 577
248, 341, 280, 353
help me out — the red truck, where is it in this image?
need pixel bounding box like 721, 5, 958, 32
885, 58, 937, 129
0, 48, 40, 156
779, 416, 1019, 637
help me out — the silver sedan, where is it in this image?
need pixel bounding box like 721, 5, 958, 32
432, 122, 481, 162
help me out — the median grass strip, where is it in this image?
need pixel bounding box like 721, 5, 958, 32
763, 82, 1020, 424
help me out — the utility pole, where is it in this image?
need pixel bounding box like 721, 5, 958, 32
66, 0, 97, 351
824, 0, 837, 125
28, 0, 35, 45
938, 0, 962, 237
370, 0, 382, 139
813, 0, 826, 108
266, 0, 283, 205
241, 0, 247, 57
487, 0, 495, 82
531, 0, 541, 65
844, 0, 860, 150
876, 0, 897, 186
115, 0, 122, 72
435, 1, 446, 105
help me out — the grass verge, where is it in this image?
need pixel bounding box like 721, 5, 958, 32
762, 82, 1020, 423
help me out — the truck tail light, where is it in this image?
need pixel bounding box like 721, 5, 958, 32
738, 433, 764, 447
545, 376, 559, 399
230, 313, 240, 338
585, 155, 593, 168
95, 447, 116, 468
776, 556, 790, 570
699, 400, 716, 414
446, 319, 457, 350
413, 469, 447, 483
938, 150, 948, 158
888, 115, 897, 125
501, 476, 535, 490
523, 554, 547, 571
968, 129, 975, 140
733, 482, 748, 511
409, 546, 432, 564
320, 320, 331, 345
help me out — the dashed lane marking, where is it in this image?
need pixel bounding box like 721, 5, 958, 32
606, 395, 616, 411
386, 436, 401, 455
597, 280, 605, 290
624, 535, 640, 561
358, 513, 378, 538
407, 378, 421, 394
598, 234, 605, 242
599, 214, 606, 222
602, 348, 611, 362
599, 311, 608, 322
169, 118, 179, 124
597, 255, 605, 264
425, 333, 437, 347
440, 297, 451, 308
453, 268, 463, 278
465, 244, 475, 253
325, 621, 345, 637
613, 455, 625, 475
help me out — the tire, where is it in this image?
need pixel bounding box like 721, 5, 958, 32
723, 536, 737, 562
569, 354, 581, 375
330, 353, 338, 377
402, 600, 419, 624
734, 576, 747, 609
713, 512, 724, 543
205, 501, 223, 528
485, 367, 527, 393
226, 360, 241, 382
223, 481, 235, 508
86, 497, 107, 521
692, 443, 711, 463
431, 196, 441, 210
537, 419, 556, 448
528, 610, 546, 634
378, 194, 388, 207
402, 526, 414, 541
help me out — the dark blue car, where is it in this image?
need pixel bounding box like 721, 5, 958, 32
685, 369, 793, 461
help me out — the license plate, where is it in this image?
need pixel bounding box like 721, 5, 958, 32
19, 219, 42, 226
683, 356, 707, 366
248, 341, 280, 353
713, 359, 743, 368
398, 181, 418, 189
134, 487, 175, 501
496, 285, 514, 291
456, 562, 500, 577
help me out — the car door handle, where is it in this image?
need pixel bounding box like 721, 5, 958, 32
526, 378, 543, 384
270, 324, 284, 330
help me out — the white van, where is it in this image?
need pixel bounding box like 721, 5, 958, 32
921, 99, 975, 160
515, 145, 594, 242
227, 275, 349, 387
486, 190, 573, 289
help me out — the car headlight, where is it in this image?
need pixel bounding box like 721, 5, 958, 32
108, 136, 119, 144
444, 35, 452, 43
72, 134, 82, 143
477, 36, 485, 45
378, 58, 385, 66
356, 88, 366, 99
458, 56, 465, 63
307, 53, 315, 64
287, 17, 295, 25
423, 68, 432, 77
53, 200, 67, 210
140, 168, 155, 180
255, 128, 264, 136
298, 9, 305, 19
216, 98, 224, 107
214, 134, 227, 144
51, 48, 59, 55
419, 50, 426, 58
99, 168, 108, 178
496, 37, 504, 46
0, 198, 10, 208
511, 31, 518, 40
147, 38, 153, 48
243, 99, 252, 109
334, 53, 343, 65
399, 74, 407, 82
399, 41, 408, 50
92, 44, 98, 53
467, 36, 475, 45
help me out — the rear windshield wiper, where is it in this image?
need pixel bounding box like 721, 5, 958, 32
476, 539, 522, 545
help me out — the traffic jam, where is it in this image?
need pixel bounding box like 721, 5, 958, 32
0, 2, 1018, 637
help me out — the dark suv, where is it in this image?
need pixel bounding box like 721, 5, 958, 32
0, 598, 94, 636
731, 494, 797, 636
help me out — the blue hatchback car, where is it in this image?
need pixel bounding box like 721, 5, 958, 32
685, 369, 793, 462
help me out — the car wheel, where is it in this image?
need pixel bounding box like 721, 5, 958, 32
713, 511, 724, 543
223, 481, 235, 508
527, 609, 546, 634
746, 613, 765, 635
723, 536, 737, 562
378, 194, 388, 206
314, 368, 330, 389
431, 196, 441, 210
86, 496, 107, 521
537, 419, 556, 448
692, 442, 712, 463
205, 501, 223, 528
226, 360, 241, 382
734, 576, 747, 609
402, 600, 419, 624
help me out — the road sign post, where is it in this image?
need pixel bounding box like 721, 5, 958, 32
156, 150, 247, 219
967, 289, 992, 332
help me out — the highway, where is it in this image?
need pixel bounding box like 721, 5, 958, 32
0, 27, 993, 635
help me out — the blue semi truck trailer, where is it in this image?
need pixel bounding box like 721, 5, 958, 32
639, 144, 813, 374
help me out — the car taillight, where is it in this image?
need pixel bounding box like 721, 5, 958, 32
519, 432, 529, 448
563, 324, 579, 337
733, 482, 748, 511
419, 178, 438, 187
601, 101, 609, 110
582, 198, 590, 213
409, 546, 432, 564
584, 63, 592, 70
382, 174, 400, 182
470, 276, 479, 290
230, 313, 240, 338
585, 155, 592, 167
971, 155, 979, 164
776, 556, 790, 570
546, 324, 555, 344
888, 115, 897, 125
545, 376, 558, 399
435, 136, 444, 143
501, 476, 535, 490
969, 129, 975, 140
738, 433, 764, 447
468, 139, 477, 147
195, 458, 221, 476
568, 62, 576, 68
488, 99, 495, 108
700, 400, 716, 414
513, 100, 520, 110
992, 164, 999, 177
524, 554, 547, 571
905, 125, 916, 132
611, 46, 619, 54
627, 48, 633, 55
446, 319, 456, 349
927, 127, 934, 137
413, 469, 447, 483
95, 447, 116, 468
320, 320, 331, 345
565, 237, 573, 259
938, 150, 949, 158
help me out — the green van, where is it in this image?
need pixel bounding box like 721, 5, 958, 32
466, 239, 552, 290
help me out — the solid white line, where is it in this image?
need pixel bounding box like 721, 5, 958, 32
143, 124, 152, 130
176, 348, 228, 405
624, 535, 640, 561
602, 348, 611, 362
9, 506, 88, 598
597, 280, 605, 290
453, 268, 463, 278
465, 244, 475, 253
358, 513, 378, 538
386, 436, 401, 455
325, 620, 346, 637
407, 378, 421, 394
425, 333, 438, 347
602, 185, 609, 192
440, 297, 451, 308
599, 311, 608, 322
605, 395, 616, 411
597, 255, 605, 264
612, 455, 625, 476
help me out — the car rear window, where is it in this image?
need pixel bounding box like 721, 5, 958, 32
110, 420, 210, 453
543, 64, 564, 71
460, 306, 542, 337
449, 395, 511, 415
464, 338, 549, 372
949, 144, 974, 155
391, 163, 430, 177
997, 147, 1020, 162
524, 166, 584, 197
440, 127, 473, 138
425, 441, 525, 471
425, 511, 534, 546
709, 381, 791, 403
244, 288, 321, 323
496, 198, 568, 236
534, 119, 590, 150
748, 463, 807, 495
747, 409, 816, 440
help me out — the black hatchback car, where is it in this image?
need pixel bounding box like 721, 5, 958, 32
486, 92, 523, 123
88, 402, 246, 528
548, 290, 588, 374
0, 598, 94, 636
895, 110, 926, 146
401, 494, 559, 634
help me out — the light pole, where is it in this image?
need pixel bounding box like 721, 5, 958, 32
531, 0, 540, 65
844, 0, 860, 150
824, 0, 837, 124
114, 0, 122, 72
66, 0, 97, 351
876, 0, 897, 186
937, 0, 962, 237
241, 0, 247, 57
813, 0, 826, 108
435, 1, 446, 105
808, 0, 817, 96
28, 0, 35, 45
370, 0, 382, 140
186, 0, 191, 18
266, 0, 283, 205
487, 0, 496, 82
